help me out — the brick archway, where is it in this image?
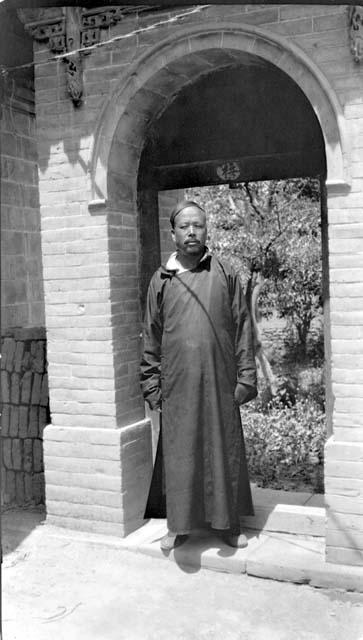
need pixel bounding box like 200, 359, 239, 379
39, 13, 363, 565
88, 24, 350, 552
88, 24, 348, 206
88, 22, 346, 443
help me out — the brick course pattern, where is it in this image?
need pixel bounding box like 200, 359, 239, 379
1, 328, 49, 507
1, 85, 45, 330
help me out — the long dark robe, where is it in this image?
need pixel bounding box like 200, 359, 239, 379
140, 254, 257, 534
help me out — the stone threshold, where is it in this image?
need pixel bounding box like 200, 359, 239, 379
120, 521, 363, 593
241, 484, 325, 537
114, 484, 356, 592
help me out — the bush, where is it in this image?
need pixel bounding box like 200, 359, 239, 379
296, 366, 325, 412
241, 396, 326, 493
283, 320, 325, 368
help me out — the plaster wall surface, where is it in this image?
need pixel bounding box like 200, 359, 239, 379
30, 5, 363, 561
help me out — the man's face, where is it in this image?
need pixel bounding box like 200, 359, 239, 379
171, 206, 207, 257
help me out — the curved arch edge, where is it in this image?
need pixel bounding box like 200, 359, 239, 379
87, 22, 350, 204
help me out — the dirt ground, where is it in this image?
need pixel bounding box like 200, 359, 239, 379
2, 511, 363, 640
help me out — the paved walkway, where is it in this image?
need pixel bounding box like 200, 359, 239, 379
2, 509, 363, 640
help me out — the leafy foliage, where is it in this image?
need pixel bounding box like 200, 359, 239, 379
267, 206, 322, 354
241, 395, 326, 493
187, 180, 326, 493
186, 179, 323, 355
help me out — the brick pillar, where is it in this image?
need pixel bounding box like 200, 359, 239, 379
324, 184, 363, 566
41, 194, 154, 536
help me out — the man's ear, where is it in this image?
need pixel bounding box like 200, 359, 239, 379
170, 227, 176, 244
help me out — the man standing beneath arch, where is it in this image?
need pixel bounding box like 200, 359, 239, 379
141, 200, 257, 550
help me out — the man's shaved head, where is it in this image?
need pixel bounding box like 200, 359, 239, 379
170, 199, 205, 228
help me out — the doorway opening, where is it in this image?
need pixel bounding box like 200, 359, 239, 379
137, 55, 330, 531
184, 179, 327, 497
155, 179, 328, 534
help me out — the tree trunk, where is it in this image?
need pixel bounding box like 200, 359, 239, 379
248, 272, 278, 396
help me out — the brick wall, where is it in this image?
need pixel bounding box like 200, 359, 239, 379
1, 76, 47, 508
1, 328, 48, 507
1, 83, 44, 329
324, 187, 363, 566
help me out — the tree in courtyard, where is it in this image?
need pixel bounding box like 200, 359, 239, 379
186, 179, 322, 378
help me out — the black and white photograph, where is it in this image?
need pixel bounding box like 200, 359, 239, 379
1, 1, 363, 638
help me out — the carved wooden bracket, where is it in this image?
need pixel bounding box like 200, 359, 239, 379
349, 5, 363, 63
18, 6, 153, 106
18, 7, 83, 106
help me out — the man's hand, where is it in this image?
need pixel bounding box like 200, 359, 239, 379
234, 383, 257, 406
147, 400, 161, 413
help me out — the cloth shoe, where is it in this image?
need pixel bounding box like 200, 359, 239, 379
223, 532, 248, 548
160, 532, 188, 551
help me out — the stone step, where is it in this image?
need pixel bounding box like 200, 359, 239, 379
241, 504, 325, 537
241, 487, 325, 537
120, 522, 363, 592
246, 532, 363, 593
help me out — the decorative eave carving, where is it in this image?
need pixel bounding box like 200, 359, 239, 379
18, 7, 83, 105
349, 6, 363, 63
17, 8, 65, 50
81, 6, 151, 49
24, 16, 66, 53
18, 6, 155, 106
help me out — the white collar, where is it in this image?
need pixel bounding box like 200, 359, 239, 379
165, 249, 209, 274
